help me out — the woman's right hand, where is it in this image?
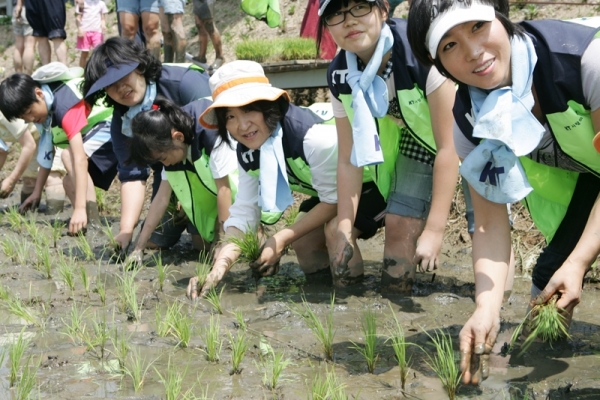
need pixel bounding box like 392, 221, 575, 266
186, 264, 228, 300
115, 231, 133, 253
459, 307, 500, 385
331, 232, 354, 278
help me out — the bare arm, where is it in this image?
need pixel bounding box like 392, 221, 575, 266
20, 167, 51, 212
415, 79, 459, 271
67, 134, 89, 234
215, 175, 232, 237
332, 116, 363, 272
459, 186, 511, 385
115, 180, 147, 251
131, 179, 172, 253
0, 129, 36, 198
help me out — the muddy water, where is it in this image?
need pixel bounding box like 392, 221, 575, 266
1, 208, 600, 399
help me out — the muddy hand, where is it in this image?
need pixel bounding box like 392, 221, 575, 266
250, 258, 280, 277
187, 276, 200, 300
126, 249, 143, 267
19, 193, 40, 213
331, 238, 354, 278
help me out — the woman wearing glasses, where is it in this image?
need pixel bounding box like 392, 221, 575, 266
317, 0, 461, 293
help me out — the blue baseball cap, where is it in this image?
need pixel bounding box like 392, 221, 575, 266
85, 60, 140, 98
318, 0, 376, 16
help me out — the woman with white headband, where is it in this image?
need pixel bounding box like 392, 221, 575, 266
408, 0, 600, 385
317, 0, 459, 293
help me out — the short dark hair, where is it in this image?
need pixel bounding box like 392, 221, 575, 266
82, 37, 162, 108
316, 0, 390, 57
0, 73, 42, 121
407, 0, 523, 82
129, 96, 194, 166
214, 97, 289, 147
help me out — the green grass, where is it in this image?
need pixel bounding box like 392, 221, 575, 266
235, 38, 317, 63
205, 285, 225, 315
8, 328, 30, 387
258, 339, 291, 391
227, 228, 261, 264
424, 329, 461, 400
228, 331, 248, 374
386, 309, 411, 391
201, 315, 222, 362
510, 295, 570, 355
291, 294, 336, 361
350, 308, 378, 373
282, 206, 299, 227
122, 347, 157, 392
117, 271, 142, 322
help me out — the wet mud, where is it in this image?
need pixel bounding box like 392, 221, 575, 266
1, 197, 600, 400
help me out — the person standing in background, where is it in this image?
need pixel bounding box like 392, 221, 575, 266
158, 0, 187, 63
11, 0, 35, 74
192, 0, 224, 70
116, 0, 161, 59
14, 0, 68, 65
75, 0, 109, 68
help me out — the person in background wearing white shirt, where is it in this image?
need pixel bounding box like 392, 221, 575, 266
186, 60, 388, 299
75, 0, 108, 67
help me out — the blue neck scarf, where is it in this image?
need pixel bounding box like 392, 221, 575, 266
35, 85, 56, 170
258, 123, 293, 213
460, 35, 544, 203
121, 81, 157, 138
345, 23, 393, 167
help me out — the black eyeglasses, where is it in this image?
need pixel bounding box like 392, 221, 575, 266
323, 3, 373, 26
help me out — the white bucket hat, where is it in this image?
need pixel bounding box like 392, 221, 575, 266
32, 62, 84, 83
199, 60, 290, 129
426, 1, 496, 58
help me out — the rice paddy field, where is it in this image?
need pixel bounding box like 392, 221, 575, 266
1, 191, 600, 400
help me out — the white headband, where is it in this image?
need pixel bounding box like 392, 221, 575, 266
425, 2, 495, 58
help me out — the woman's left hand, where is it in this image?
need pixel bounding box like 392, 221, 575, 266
414, 228, 443, 272
250, 236, 284, 276
533, 260, 587, 313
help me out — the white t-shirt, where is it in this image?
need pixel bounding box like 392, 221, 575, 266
454, 38, 600, 171
224, 123, 339, 233
0, 112, 32, 150
161, 135, 238, 181
76, 0, 108, 33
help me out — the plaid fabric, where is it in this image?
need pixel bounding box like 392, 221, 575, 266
399, 133, 433, 166
356, 57, 394, 81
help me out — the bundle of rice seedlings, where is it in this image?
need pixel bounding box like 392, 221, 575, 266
227, 229, 261, 264
510, 295, 570, 355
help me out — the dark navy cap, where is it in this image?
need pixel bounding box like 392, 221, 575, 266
85, 60, 140, 97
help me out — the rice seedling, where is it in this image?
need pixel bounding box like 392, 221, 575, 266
350, 308, 379, 373
386, 309, 411, 391
44, 218, 64, 248
309, 366, 348, 400
201, 314, 222, 362
94, 276, 107, 306
228, 330, 248, 374
79, 265, 91, 298
14, 237, 32, 266
231, 308, 247, 331
8, 328, 30, 387
61, 301, 88, 344
100, 220, 120, 255
205, 285, 225, 315
155, 304, 172, 338
0, 285, 8, 300
76, 232, 95, 261
154, 355, 189, 400
227, 228, 261, 263
36, 244, 53, 279
95, 187, 106, 213
280, 38, 318, 61
24, 213, 40, 240
169, 304, 193, 348
510, 295, 570, 355
57, 254, 76, 291
291, 294, 336, 361
5, 206, 25, 231
153, 253, 173, 292
257, 339, 291, 391
15, 356, 39, 399
117, 270, 142, 321
109, 329, 131, 373
196, 251, 213, 289
1, 235, 18, 261
4, 295, 40, 326
82, 312, 110, 360
424, 329, 461, 400
122, 346, 157, 392
235, 39, 274, 63
282, 206, 299, 227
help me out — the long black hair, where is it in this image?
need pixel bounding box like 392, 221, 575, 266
407, 0, 523, 82
129, 96, 194, 166
83, 37, 162, 109
316, 0, 390, 56
214, 97, 290, 147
